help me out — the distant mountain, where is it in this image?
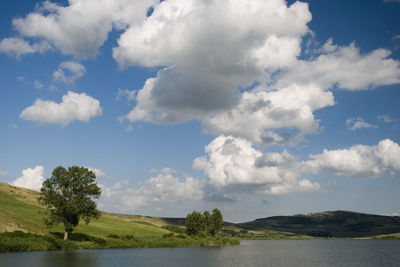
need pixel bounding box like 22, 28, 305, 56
237, 210, 400, 238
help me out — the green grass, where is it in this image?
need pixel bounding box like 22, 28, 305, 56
0, 182, 239, 252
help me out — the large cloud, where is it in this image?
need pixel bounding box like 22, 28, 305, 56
305, 139, 400, 177
193, 137, 400, 199
120, 0, 311, 124
10, 0, 154, 58
11, 166, 44, 191
120, 1, 400, 148
20, 91, 102, 126
193, 135, 320, 196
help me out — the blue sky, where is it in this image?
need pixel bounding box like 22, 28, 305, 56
1, 0, 400, 222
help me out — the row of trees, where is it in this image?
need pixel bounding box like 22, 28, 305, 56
185, 209, 224, 236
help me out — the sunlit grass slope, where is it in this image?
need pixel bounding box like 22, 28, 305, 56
0, 182, 168, 238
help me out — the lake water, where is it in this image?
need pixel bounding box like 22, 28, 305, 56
1, 240, 400, 267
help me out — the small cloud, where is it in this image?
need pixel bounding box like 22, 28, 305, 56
9, 124, 18, 129
378, 115, 395, 123
20, 91, 102, 126
346, 117, 378, 131
17, 76, 26, 82
126, 124, 133, 133
393, 35, 400, 40
11, 166, 44, 191
0, 170, 8, 177
34, 80, 43, 89
53, 61, 86, 84
156, 207, 163, 211
116, 88, 136, 102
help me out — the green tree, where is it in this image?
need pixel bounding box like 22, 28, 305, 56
185, 211, 205, 236
203, 210, 211, 235
39, 166, 101, 240
210, 208, 224, 235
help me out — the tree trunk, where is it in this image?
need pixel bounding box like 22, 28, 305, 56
64, 231, 68, 240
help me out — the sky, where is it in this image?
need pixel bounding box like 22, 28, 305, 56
0, 0, 400, 222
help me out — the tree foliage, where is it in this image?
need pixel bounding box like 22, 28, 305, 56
185, 211, 205, 236
185, 208, 224, 236
39, 166, 101, 240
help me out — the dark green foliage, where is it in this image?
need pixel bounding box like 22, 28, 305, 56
203, 211, 211, 235
0, 230, 239, 252
185, 211, 205, 235
0, 231, 81, 252
50, 232, 106, 246
210, 208, 224, 235
185, 208, 224, 236
39, 166, 101, 239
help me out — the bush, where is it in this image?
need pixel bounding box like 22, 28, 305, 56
0, 231, 56, 252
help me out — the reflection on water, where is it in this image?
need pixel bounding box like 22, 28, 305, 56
1, 240, 400, 267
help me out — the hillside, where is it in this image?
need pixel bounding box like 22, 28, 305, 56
0, 182, 238, 251
237, 210, 400, 238
0, 182, 170, 236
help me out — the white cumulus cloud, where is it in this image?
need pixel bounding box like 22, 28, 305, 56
277, 39, 400, 90
20, 91, 102, 126
11, 166, 44, 191
305, 139, 400, 177
121, 0, 311, 124
194, 135, 321, 196
11, 0, 154, 58
203, 84, 334, 144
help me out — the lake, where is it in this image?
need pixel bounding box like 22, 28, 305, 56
1, 239, 400, 267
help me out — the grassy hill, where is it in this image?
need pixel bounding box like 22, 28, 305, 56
237, 210, 400, 238
0, 182, 169, 236
0, 182, 238, 251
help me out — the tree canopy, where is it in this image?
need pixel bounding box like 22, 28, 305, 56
39, 166, 101, 240
185, 208, 224, 236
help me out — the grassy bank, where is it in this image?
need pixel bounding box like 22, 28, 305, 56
0, 182, 239, 252
0, 230, 240, 252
